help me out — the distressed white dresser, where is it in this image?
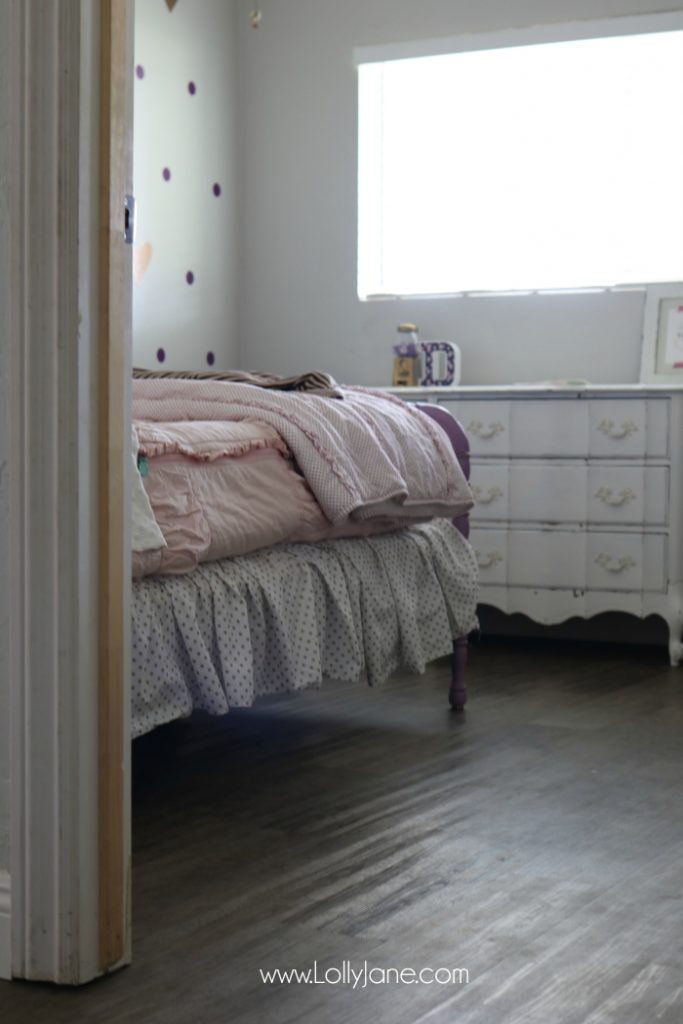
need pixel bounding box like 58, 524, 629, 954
389, 386, 683, 665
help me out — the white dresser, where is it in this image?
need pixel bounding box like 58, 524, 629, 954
389, 385, 683, 666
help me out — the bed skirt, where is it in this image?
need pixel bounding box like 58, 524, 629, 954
131, 519, 478, 738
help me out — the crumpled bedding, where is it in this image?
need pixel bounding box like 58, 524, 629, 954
131, 518, 479, 738
133, 365, 343, 398
132, 419, 318, 576
132, 378, 473, 525
132, 418, 428, 576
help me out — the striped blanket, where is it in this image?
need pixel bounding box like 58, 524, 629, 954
133, 366, 342, 398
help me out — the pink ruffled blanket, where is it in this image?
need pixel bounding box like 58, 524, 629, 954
132, 380, 472, 525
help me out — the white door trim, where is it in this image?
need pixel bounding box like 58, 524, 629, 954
2, 0, 131, 984
0, 872, 9, 980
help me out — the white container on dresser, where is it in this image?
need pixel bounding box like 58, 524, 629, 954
388, 385, 683, 666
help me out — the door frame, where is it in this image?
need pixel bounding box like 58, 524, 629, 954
1, 0, 132, 984
98, 0, 134, 974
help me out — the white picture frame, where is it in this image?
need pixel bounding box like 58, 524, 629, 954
640, 283, 683, 383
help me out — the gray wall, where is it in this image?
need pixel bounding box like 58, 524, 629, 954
236, 0, 683, 385
0, 11, 11, 870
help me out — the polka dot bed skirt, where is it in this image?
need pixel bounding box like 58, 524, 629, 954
131, 519, 479, 738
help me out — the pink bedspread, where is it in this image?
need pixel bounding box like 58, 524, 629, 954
132, 380, 473, 525
132, 419, 421, 576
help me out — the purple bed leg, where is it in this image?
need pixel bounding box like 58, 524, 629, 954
450, 635, 468, 711
416, 403, 472, 712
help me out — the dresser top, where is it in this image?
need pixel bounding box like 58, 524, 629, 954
383, 383, 683, 398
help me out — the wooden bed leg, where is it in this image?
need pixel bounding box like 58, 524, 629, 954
449, 636, 468, 711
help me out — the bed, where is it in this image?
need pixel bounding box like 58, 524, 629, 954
130, 373, 478, 739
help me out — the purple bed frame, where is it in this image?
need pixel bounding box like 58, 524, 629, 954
417, 403, 471, 712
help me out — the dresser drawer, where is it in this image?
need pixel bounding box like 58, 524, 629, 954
468, 463, 510, 520
441, 400, 511, 456
470, 529, 508, 584
471, 527, 667, 592
440, 397, 669, 458
469, 462, 668, 525
586, 533, 667, 592
588, 400, 668, 458
587, 465, 668, 525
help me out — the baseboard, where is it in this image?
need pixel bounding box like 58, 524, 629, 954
0, 870, 10, 980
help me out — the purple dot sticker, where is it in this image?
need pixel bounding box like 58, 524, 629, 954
188, 81, 196, 96
212, 183, 222, 197
156, 347, 166, 364
206, 351, 215, 366
186, 270, 195, 285
162, 167, 171, 181
136, 65, 145, 79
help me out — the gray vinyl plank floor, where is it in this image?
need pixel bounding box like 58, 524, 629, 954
2, 636, 682, 1023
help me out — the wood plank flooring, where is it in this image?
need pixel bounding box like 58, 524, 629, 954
2, 637, 683, 1023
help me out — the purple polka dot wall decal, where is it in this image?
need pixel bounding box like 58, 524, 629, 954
212, 183, 222, 197
186, 270, 195, 285
206, 351, 215, 366
156, 347, 166, 363
162, 167, 171, 181
136, 65, 145, 79
188, 81, 196, 96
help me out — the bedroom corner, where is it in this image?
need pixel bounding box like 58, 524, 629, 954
2, 1, 683, 1021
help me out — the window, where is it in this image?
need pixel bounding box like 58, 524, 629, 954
357, 16, 683, 298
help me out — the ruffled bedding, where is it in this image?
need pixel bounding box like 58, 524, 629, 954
132, 418, 430, 576
133, 378, 473, 528
131, 519, 479, 738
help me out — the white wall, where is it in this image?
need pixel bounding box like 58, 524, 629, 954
236, 0, 683, 385
133, 0, 240, 370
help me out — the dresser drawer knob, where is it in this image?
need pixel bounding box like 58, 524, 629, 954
472, 485, 504, 505
468, 420, 505, 440
475, 550, 503, 569
594, 553, 636, 573
597, 419, 639, 440
594, 487, 636, 507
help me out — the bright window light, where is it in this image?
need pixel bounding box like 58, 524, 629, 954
358, 26, 683, 297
